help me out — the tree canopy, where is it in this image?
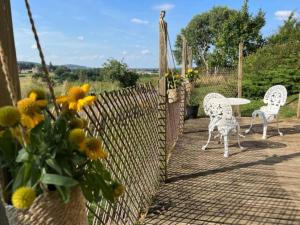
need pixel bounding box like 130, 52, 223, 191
243, 14, 300, 98
174, 0, 265, 70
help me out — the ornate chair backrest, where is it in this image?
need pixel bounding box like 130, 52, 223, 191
263, 85, 287, 114
203, 93, 231, 119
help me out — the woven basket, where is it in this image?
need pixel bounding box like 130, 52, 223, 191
167, 89, 178, 103
5, 186, 88, 225
185, 82, 194, 93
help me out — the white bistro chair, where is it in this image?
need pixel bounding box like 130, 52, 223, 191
245, 85, 287, 139
202, 93, 244, 157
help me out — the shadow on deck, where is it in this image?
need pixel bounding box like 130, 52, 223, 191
145, 118, 300, 225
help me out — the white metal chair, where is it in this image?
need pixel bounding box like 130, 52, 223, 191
245, 85, 287, 139
202, 93, 244, 157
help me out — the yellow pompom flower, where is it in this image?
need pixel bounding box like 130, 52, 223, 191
82, 137, 108, 160
0, 106, 21, 127
112, 182, 125, 199
56, 84, 96, 112
69, 118, 87, 129
12, 187, 36, 209
68, 128, 85, 148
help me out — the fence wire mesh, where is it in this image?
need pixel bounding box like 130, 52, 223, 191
81, 83, 165, 225
196, 70, 238, 117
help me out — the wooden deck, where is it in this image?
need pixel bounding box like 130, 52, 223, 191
145, 118, 300, 225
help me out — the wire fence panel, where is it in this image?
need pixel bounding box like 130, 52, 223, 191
82, 83, 163, 225
166, 86, 185, 163
196, 70, 238, 117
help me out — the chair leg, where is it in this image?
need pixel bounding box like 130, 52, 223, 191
276, 116, 283, 136
262, 123, 268, 139
245, 115, 255, 134
223, 135, 229, 157
236, 124, 245, 150
202, 129, 212, 150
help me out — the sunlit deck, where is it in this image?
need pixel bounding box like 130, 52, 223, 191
145, 118, 300, 225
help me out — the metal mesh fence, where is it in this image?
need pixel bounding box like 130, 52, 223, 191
81, 83, 164, 225
196, 70, 238, 117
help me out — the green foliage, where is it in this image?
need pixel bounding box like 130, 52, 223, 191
174, 1, 265, 69
243, 16, 300, 99
102, 59, 139, 87
54, 66, 103, 82
187, 89, 201, 106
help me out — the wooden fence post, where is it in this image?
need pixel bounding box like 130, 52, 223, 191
158, 10, 168, 181
187, 47, 193, 69
297, 92, 300, 119
237, 42, 243, 117
0, 1, 19, 224
181, 35, 187, 77
0, 0, 21, 107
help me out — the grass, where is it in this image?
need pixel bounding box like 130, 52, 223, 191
240, 94, 299, 118
19, 73, 159, 98
189, 84, 298, 118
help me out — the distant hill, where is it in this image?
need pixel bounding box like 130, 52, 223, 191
63, 64, 87, 70
18, 61, 87, 70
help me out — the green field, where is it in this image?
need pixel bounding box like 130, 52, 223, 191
19, 73, 159, 97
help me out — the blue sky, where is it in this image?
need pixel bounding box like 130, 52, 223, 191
11, 0, 299, 68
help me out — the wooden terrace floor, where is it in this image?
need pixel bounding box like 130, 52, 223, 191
145, 118, 300, 225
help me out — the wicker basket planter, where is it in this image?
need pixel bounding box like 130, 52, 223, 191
167, 88, 178, 103
185, 81, 194, 93
5, 186, 88, 225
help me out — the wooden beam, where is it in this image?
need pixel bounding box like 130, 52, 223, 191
0, 0, 21, 107
237, 42, 243, 117
181, 35, 187, 77
158, 11, 168, 181
187, 47, 193, 69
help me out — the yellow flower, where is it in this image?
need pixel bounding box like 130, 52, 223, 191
12, 187, 36, 209
56, 84, 96, 112
68, 128, 85, 148
27, 88, 46, 100
69, 118, 87, 129
187, 68, 193, 73
112, 182, 125, 199
0, 106, 21, 127
82, 137, 108, 160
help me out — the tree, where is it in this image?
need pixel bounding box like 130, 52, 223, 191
174, 6, 236, 70
243, 16, 300, 98
102, 59, 139, 87
174, 1, 265, 69
215, 0, 265, 67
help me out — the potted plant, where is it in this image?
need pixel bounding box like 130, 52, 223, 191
0, 84, 124, 225
186, 89, 200, 119
185, 68, 199, 92
165, 71, 182, 103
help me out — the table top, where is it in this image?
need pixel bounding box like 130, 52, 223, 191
226, 98, 251, 106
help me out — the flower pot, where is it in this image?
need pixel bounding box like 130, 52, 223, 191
5, 186, 88, 225
167, 89, 178, 103
186, 105, 199, 119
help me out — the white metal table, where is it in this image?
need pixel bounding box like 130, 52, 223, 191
226, 97, 251, 106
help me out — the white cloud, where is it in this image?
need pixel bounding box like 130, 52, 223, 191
31, 44, 37, 49
153, 3, 175, 11
275, 10, 298, 20
141, 49, 150, 55
130, 18, 149, 25
77, 36, 84, 41
122, 51, 127, 55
